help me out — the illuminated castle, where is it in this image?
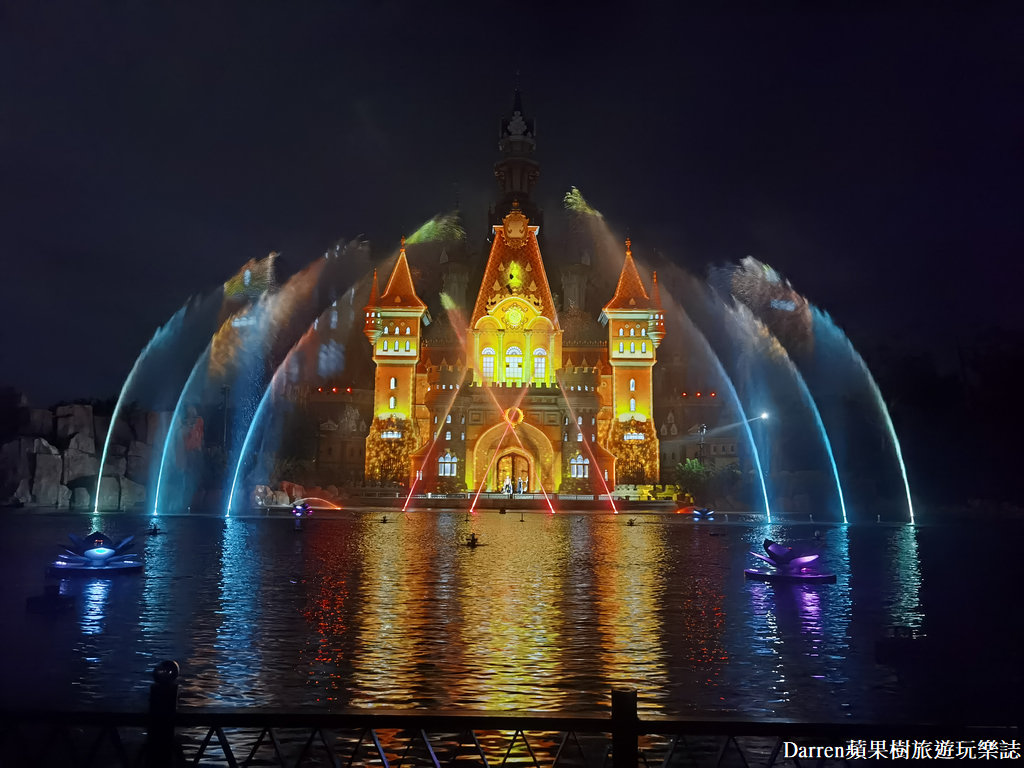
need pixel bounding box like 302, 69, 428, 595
359, 93, 667, 493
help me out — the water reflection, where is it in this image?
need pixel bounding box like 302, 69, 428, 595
885, 525, 923, 628
2, 512, 988, 722
80, 578, 110, 637
739, 523, 852, 718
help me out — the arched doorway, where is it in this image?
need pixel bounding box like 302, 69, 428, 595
495, 451, 531, 492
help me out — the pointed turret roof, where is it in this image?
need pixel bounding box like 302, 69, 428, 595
364, 269, 379, 310
471, 205, 558, 327
379, 238, 426, 311
603, 239, 653, 312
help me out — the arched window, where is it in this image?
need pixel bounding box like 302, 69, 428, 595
641, 327, 646, 336
618, 342, 624, 353
405, 341, 411, 352
641, 342, 647, 353
390, 377, 397, 390
629, 378, 636, 392
405, 326, 411, 335
388, 395, 396, 409
577, 416, 583, 425
630, 342, 636, 353
438, 452, 458, 477
570, 455, 590, 478
382, 340, 388, 351
481, 347, 495, 379
533, 348, 547, 379
629, 397, 636, 412
446, 414, 452, 423
505, 346, 523, 381
576, 431, 583, 441
383, 326, 389, 335
630, 327, 635, 336
618, 328, 624, 336
445, 431, 451, 441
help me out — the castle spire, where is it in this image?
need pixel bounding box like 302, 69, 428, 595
362, 269, 380, 340
603, 239, 652, 312
493, 88, 541, 228
379, 239, 426, 310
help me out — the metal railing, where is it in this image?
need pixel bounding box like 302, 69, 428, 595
1, 665, 1018, 768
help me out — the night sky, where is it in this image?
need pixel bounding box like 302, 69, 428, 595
2, 2, 1021, 406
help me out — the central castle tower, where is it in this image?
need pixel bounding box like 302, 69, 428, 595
362, 91, 664, 493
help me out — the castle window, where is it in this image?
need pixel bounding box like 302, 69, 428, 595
460, 432, 465, 440
405, 326, 411, 335
591, 434, 595, 442
641, 327, 646, 336
591, 417, 595, 425
383, 326, 389, 334
390, 377, 397, 390
630, 342, 636, 353
481, 347, 495, 379
382, 340, 388, 351
661, 424, 667, 436
389, 396, 396, 409
438, 452, 458, 477
405, 341, 411, 351
330, 310, 338, 329
570, 455, 589, 478
577, 431, 583, 441
641, 342, 647, 353
630, 328, 635, 337
629, 378, 636, 392
446, 414, 452, 423
629, 397, 636, 412
533, 348, 546, 379
577, 416, 583, 425
618, 342, 624, 353
505, 346, 523, 381
445, 431, 451, 441
619, 328, 624, 336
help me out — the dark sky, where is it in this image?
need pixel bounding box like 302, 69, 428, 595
2, 2, 1021, 406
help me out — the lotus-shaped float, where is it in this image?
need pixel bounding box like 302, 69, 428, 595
48, 531, 143, 576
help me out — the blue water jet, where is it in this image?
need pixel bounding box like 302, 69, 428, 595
94, 303, 191, 513
812, 307, 915, 524
152, 346, 213, 515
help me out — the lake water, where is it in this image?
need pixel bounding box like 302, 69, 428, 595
1, 509, 1019, 724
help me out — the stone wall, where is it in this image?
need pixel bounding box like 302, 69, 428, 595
1, 404, 172, 510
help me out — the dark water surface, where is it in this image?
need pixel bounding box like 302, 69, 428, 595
1, 510, 1019, 723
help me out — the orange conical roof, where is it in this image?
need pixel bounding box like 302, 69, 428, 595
603, 239, 652, 311
364, 269, 380, 310
379, 239, 426, 310
470, 207, 558, 327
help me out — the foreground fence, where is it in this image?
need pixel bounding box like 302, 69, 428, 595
1, 666, 1019, 767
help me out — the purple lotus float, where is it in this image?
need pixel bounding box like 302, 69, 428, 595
48, 531, 143, 576
744, 538, 836, 584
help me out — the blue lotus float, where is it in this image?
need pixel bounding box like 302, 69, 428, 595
744, 538, 836, 584
48, 531, 143, 576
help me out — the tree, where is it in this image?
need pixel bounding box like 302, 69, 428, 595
675, 458, 711, 502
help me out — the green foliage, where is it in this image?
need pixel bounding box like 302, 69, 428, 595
675, 458, 711, 500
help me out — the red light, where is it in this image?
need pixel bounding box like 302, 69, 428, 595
317, 387, 322, 392
696, 392, 702, 397
331, 387, 338, 393
710, 392, 717, 397
346, 387, 352, 393
681, 392, 687, 397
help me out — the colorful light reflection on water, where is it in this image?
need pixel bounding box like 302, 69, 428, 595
1, 512, 1019, 723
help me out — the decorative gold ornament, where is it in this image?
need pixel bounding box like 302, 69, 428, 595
501, 203, 529, 249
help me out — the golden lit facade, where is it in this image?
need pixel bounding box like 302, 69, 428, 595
363, 213, 664, 492
360, 90, 664, 492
